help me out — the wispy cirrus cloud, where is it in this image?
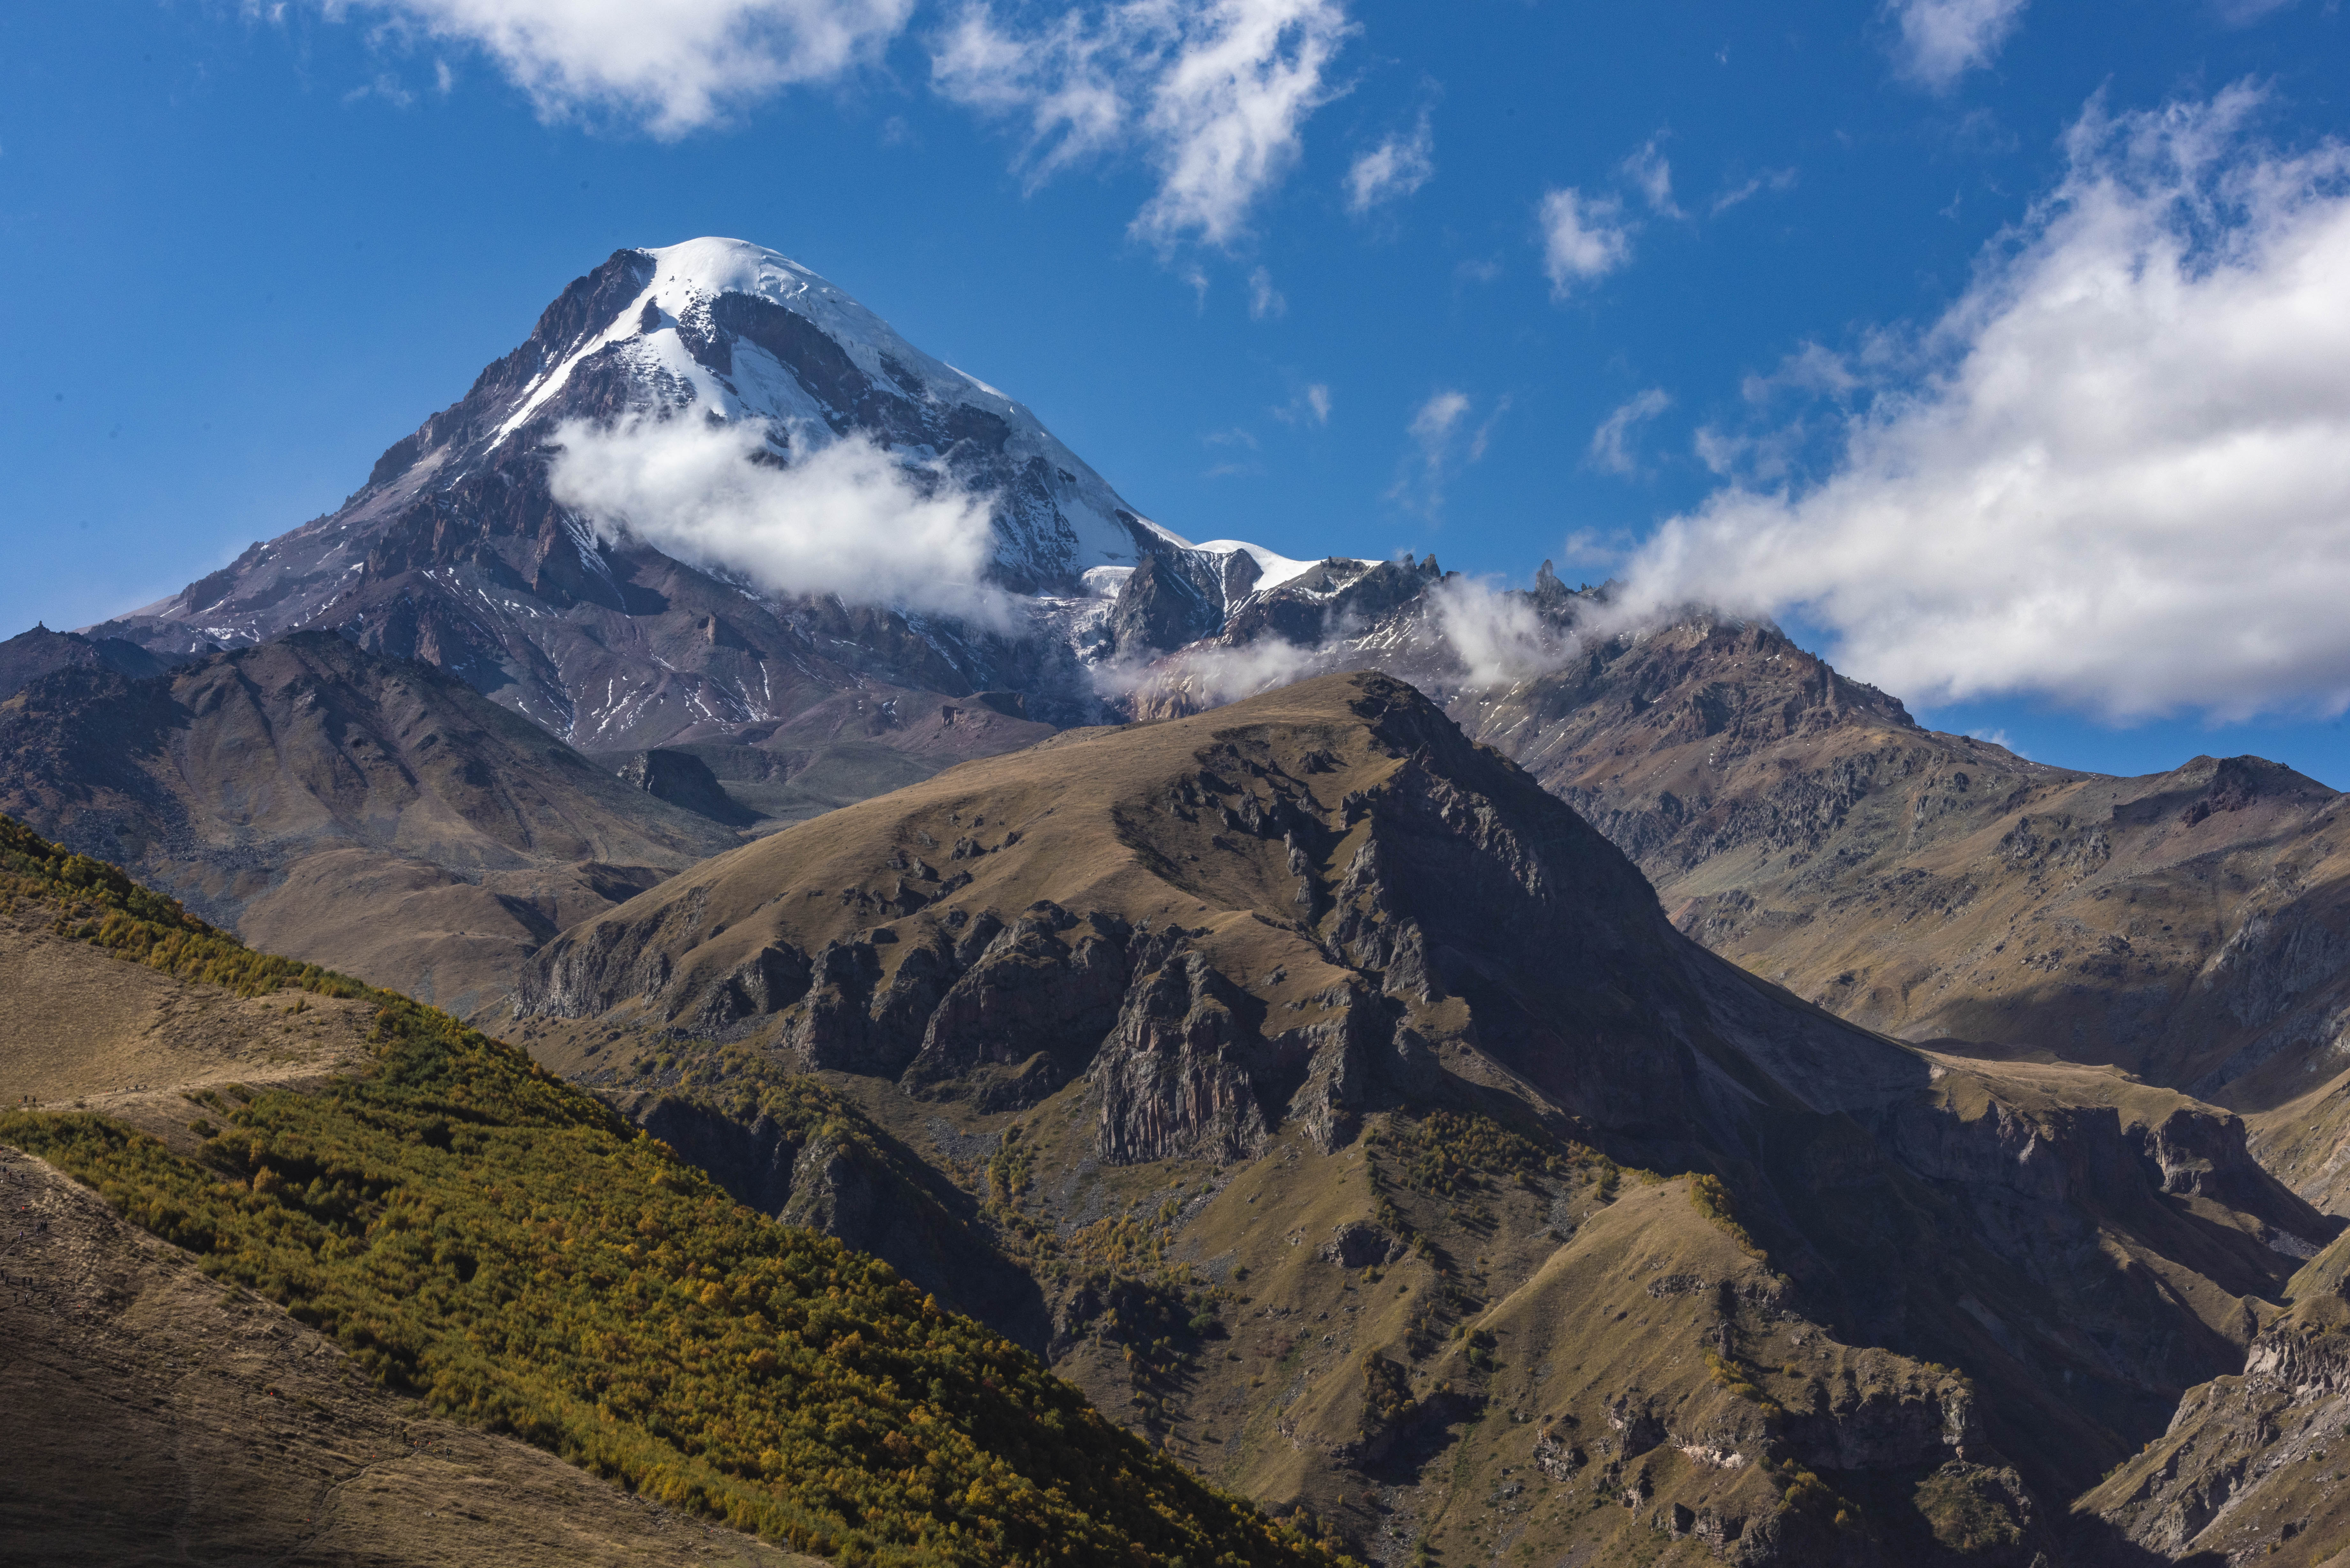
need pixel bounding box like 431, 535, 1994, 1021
1621, 137, 1680, 219
1273, 382, 1332, 425
1391, 388, 1505, 514
1710, 165, 1798, 215
930, 0, 1355, 249
1588, 388, 1672, 475
1247, 265, 1286, 318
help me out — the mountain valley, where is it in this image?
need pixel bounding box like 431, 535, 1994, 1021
9, 236, 2350, 1567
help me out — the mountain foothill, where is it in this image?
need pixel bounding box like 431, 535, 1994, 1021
7, 239, 2350, 1566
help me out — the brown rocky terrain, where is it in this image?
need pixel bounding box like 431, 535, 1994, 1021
1434, 612, 2350, 1276
2076, 1228, 2350, 1565
504, 671, 2331, 1564
1457, 617, 2350, 1105
0, 630, 744, 1013
1128, 578, 2350, 1227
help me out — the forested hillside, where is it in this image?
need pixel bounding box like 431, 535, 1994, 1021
0, 812, 1346, 1568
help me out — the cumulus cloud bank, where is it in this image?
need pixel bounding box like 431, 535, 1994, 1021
1620, 87, 2350, 722
547, 416, 1013, 624
931, 0, 1353, 248
306, 0, 913, 134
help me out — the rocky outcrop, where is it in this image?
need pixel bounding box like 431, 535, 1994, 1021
781, 938, 889, 1069
900, 905, 1128, 1094
1318, 1219, 1405, 1269
1107, 555, 1221, 655
610, 747, 756, 825
1091, 952, 1270, 1165
622, 1090, 1051, 1350
2075, 1223, 2350, 1565
0, 624, 179, 701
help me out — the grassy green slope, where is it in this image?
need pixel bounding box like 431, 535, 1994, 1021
0, 815, 1344, 1568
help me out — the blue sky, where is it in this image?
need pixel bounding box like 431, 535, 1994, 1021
4, 0, 2349, 782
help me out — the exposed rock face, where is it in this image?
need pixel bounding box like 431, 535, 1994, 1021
621, 1090, 1050, 1349
2076, 1234, 2350, 1565
1107, 555, 1222, 655
610, 747, 757, 825
1317, 1219, 1404, 1269
1092, 952, 1270, 1165
903, 906, 1128, 1094
1116, 572, 2350, 1158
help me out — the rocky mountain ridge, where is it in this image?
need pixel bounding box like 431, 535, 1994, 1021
0, 629, 739, 1012
502, 671, 2334, 1564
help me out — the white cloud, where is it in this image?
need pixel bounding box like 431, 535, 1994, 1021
1618, 87, 2350, 722
1391, 389, 1504, 514
1588, 388, 1672, 475
1740, 341, 1867, 404
1346, 109, 1434, 214
1537, 187, 1631, 298
1622, 137, 1680, 218
1430, 576, 1581, 687
1273, 382, 1331, 425
311, 0, 913, 135
931, 0, 1354, 249
1095, 635, 1326, 707
1409, 389, 1469, 454
1247, 264, 1286, 318
1711, 166, 1797, 215
547, 415, 1014, 624
1887, 0, 2028, 90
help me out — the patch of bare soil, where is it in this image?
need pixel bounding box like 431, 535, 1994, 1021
0, 1143, 811, 1568
0, 920, 375, 1126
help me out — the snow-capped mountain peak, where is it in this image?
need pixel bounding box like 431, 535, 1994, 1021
469, 238, 1182, 590
87, 238, 1352, 754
